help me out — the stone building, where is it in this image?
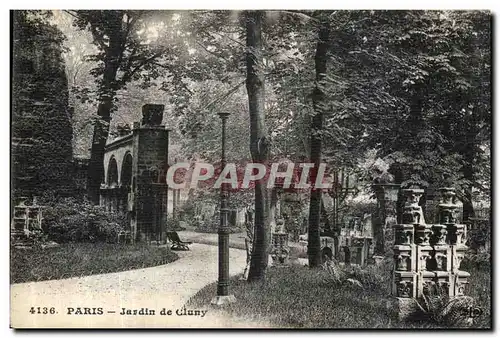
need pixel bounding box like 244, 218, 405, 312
100, 104, 170, 243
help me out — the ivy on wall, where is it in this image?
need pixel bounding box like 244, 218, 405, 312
12, 11, 74, 199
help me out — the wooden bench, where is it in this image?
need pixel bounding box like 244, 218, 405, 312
166, 231, 192, 251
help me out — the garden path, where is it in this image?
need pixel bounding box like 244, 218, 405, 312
10, 243, 269, 328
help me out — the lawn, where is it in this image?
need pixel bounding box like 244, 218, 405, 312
10, 242, 178, 284
187, 262, 491, 329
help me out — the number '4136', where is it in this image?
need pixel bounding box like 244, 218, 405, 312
29, 307, 56, 314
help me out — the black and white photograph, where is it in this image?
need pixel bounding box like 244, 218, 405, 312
9, 8, 492, 329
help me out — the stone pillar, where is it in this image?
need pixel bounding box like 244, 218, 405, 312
133, 104, 169, 241
172, 187, 177, 221
373, 184, 400, 258
392, 187, 472, 323
351, 237, 367, 266
436, 188, 470, 298
270, 232, 290, 267
141, 104, 164, 126
392, 189, 423, 320
343, 245, 351, 265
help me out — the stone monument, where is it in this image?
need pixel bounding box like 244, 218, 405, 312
270, 219, 290, 266
392, 187, 471, 321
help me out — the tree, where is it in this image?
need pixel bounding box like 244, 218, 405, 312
52, 11, 99, 158
307, 14, 330, 268
245, 10, 271, 281
68, 10, 171, 203
442, 11, 491, 221
320, 11, 490, 221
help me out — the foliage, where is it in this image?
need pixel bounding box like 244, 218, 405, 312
321, 258, 391, 291
339, 199, 377, 222
188, 263, 489, 328
195, 216, 238, 234
463, 249, 491, 271
10, 242, 178, 283
321, 259, 363, 288
51, 10, 490, 198
414, 293, 475, 328
29, 231, 50, 249
166, 217, 186, 231
41, 196, 127, 243
281, 200, 308, 240
467, 220, 491, 252
338, 11, 490, 196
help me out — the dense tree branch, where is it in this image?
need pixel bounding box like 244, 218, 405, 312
119, 50, 165, 86
202, 79, 246, 112
150, 62, 195, 95
195, 41, 230, 62
210, 31, 245, 47
280, 10, 318, 24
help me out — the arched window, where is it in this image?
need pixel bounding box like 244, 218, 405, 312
121, 153, 133, 188
107, 157, 119, 187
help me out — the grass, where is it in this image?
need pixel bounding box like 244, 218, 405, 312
461, 261, 491, 329
10, 242, 178, 284
187, 263, 491, 329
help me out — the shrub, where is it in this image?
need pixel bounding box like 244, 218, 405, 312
195, 214, 242, 234
467, 219, 491, 252
414, 293, 475, 327
463, 249, 490, 270
339, 200, 377, 223
41, 197, 127, 243
166, 217, 186, 231
320, 257, 392, 293
349, 262, 391, 291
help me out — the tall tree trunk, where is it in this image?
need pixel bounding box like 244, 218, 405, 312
246, 11, 270, 282
269, 188, 278, 233
390, 164, 404, 223
462, 112, 477, 222
86, 30, 123, 204
307, 21, 330, 268
87, 99, 114, 203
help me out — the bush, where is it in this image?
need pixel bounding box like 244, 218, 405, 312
463, 249, 490, 270
41, 197, 127, 243
467, 219, 491, 252
320, 258, 390, 292
339, 200, 377, 223
166, 217, 186, 231
195, 214, 242, 234
414, 293, 475, 327
349, 261, 392, 291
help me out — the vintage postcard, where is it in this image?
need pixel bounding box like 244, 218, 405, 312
10, 9, 491, 329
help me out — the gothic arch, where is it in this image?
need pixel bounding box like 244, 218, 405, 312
121, 152, 133, 188
107, 156, 119, 187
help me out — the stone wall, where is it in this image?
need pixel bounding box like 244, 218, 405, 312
12, 11, 74, 198
100, 104, 170, 243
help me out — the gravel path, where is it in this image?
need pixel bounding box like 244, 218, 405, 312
10, 243, 269, 328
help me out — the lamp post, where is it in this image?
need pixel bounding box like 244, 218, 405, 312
211, 112, 236, 306
372, 183, 400, 259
